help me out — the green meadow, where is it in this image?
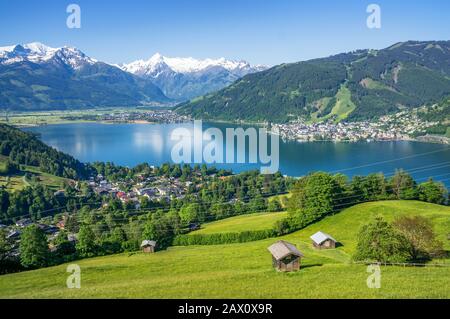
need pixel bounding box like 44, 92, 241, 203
191, 211, 288, 235
0, 155, 69, 192
0, 200, 449, 299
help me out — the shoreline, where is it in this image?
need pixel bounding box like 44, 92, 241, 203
4, 118, 449, 145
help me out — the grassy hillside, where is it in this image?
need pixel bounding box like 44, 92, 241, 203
0, 155, 69, 192
312, 84, 357, 123
191, 211, 288, 235
292, 200, 450, 254
1, 200, 449, 299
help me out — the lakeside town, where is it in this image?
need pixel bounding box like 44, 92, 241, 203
2, 105, 449, 145
273, 109, 449, 144
62, 109, 191, 124
54, 107, 450, 145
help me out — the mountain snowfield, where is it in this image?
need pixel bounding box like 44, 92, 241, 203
121, 52, 266, 76
0, 42, 97, 69
121, 53, 267, 100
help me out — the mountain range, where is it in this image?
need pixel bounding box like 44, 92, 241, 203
0, 43, 169, 110
120, 53, 267, 101
0, 42, 265, 110
1, 40, 449, 122
177, 40, 450, 122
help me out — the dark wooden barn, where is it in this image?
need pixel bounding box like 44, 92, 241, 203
141, 240, 157, 253
310, 231, 337, 249
268, 240, 304, 272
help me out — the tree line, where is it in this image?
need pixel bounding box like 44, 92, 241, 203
0, 124, 93, 179
277, 170, 448, 234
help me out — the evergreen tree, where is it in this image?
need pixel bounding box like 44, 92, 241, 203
19, 225, 50, 268
76, 225, 98, 257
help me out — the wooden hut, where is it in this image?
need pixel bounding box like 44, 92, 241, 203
141, 240, 157, 253
268, 240, 304, 272
310, 231, 337, 249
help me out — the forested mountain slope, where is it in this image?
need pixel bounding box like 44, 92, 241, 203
0, 124, 92, 179
177, 41, 450, 122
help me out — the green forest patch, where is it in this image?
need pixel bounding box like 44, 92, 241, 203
191, 211, 288, 235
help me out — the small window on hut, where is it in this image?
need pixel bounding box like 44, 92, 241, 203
281, 254, 298, 264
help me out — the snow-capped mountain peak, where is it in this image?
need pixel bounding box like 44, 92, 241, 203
122, 53, 267, 75
24, 42, 56, 55
0, 42, 96, 69
150, 52, 164, 62
0, 42, 268, 102
120, 53, 268, 100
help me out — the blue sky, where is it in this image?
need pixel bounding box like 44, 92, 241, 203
0, 0, 449, 65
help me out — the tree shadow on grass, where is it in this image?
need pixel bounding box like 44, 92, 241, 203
301, 263, 324, 270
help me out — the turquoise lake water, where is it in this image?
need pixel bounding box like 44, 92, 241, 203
25, 122, 450, 187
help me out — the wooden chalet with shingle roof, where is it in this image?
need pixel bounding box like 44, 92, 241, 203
141, 240, 157, 253
310, 231, 337, 249
268, 240, 304, 272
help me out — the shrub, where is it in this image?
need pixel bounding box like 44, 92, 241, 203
393, 215, 445, 260
418, 180, 448, 205
353, 216, 411, 263
173, 230, 277, 246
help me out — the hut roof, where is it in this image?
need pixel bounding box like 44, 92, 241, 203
141, 240, 157, 247
310, 231, 336, 245
268, 240, 303, 261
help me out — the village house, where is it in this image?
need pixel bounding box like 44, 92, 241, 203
94, 187, 109, 196
116, 191, 128, 202
15, 218, 33, 228
156, 186, 170, 196
268, 240, 304, 272
35, 223, 59, 235
310, 231, 337, 249
56, 220, 65, 230
7, 230, 21, 240
67, 234, 78, 243
141, 240, 157, 253
53, 190, 66, 197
